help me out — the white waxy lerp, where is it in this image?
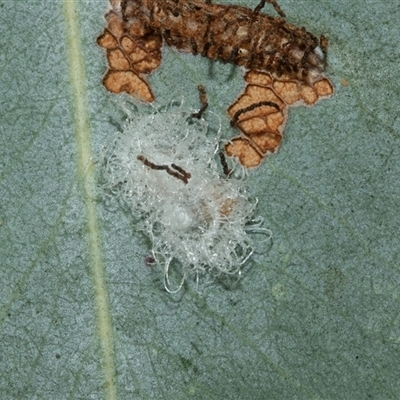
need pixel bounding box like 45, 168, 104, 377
101, 100, 270, 292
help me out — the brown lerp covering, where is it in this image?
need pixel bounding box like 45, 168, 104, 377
97, 0, 334, 167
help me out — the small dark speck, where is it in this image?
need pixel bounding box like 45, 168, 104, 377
144, 255, 156, 266
55, 353, 61, 359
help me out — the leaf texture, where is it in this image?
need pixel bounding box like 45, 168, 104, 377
1, 0, 400, 398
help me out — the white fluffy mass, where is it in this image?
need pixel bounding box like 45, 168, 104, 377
101, 100, 269, 292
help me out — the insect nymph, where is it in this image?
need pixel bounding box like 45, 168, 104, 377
98, 0, 334, 167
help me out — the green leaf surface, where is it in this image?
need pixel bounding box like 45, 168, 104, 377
1, 0, 400, 398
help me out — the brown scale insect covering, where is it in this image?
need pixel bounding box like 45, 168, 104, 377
97, 0, 334, 168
